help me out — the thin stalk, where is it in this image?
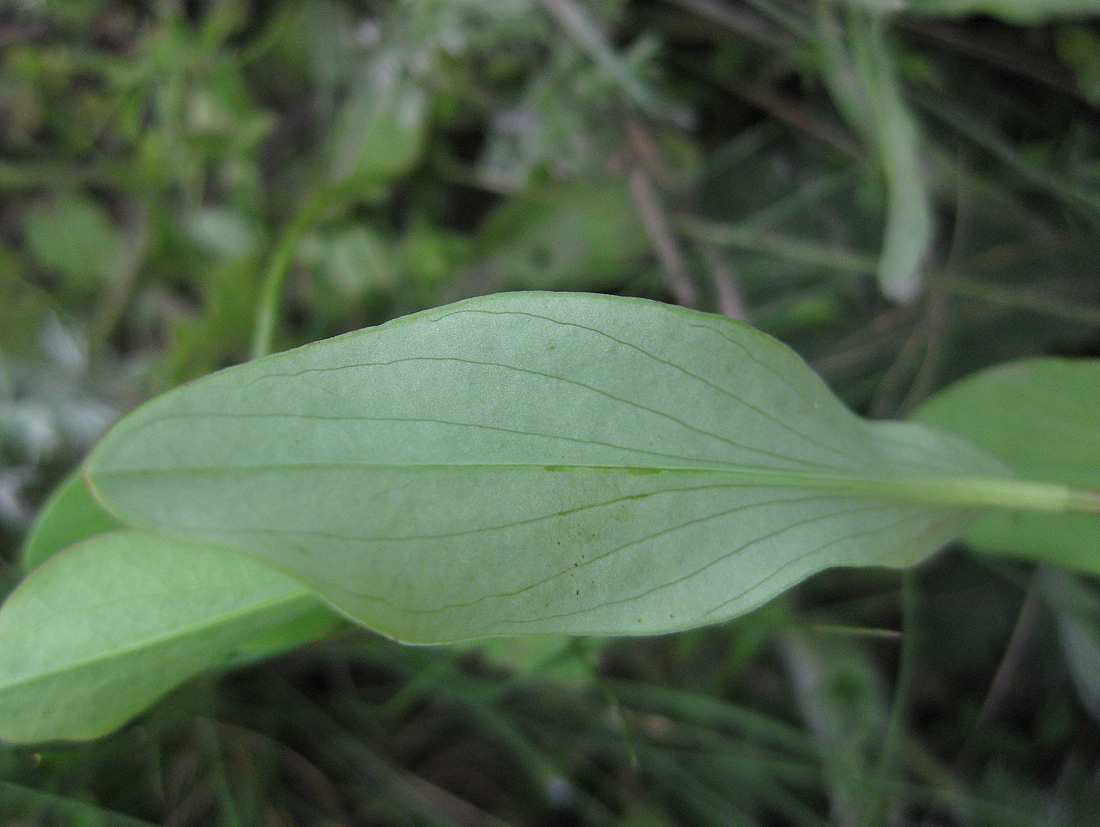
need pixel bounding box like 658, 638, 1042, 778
676, 215, 878, 275
859, 573, 916, 827
250, 187, 346, 360
943, 275, 1100, 327
555, 464, 1100, 516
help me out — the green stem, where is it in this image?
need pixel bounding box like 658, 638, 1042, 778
675, 215, 877, 275
860, 572, 916, 827
250, 187, 347, 360
837, 474, 1100, 515
564, 465, 1100, 516
943, 275, 1100, 327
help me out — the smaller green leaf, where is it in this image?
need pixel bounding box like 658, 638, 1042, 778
0, 530, 318, 744
463, 182, 650, 292
22, 194, 125, 289
328, 51, 428, 186
21, 471, 125, 573
913, 358, 1100, 573
1038, 569, 1100, 723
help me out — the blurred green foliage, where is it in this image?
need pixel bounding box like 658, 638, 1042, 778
3, 0, 1100, 824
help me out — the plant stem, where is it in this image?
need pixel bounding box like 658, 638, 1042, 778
860, 573, 916, 827
775, 470, 1100, 515
250, 187, 345, 360
559, 465, 1100, 516
676, 215, 878, 275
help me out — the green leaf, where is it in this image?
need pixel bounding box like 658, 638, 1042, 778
328, 51, 428, 187
913, 357, 1100, 574
81, 292, 1051, 643
463, 182, 650, 292
1037, 569, 1100, 723
815, 10, 932, 303
0, 530, 318, 744
20, 471, 125, 573
22, 194, 125, 290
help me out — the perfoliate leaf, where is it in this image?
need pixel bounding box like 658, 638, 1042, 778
0, 531, 317, 744
84, 292, 1016, 643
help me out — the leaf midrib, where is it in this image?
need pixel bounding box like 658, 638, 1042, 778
90, 460, 1094, 513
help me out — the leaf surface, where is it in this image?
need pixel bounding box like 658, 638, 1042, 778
20, 471, 124, 572
19, 470, 343, 674
0, 530, 316, 744
86, 292, 1011, 642
914, 357, 1100, 573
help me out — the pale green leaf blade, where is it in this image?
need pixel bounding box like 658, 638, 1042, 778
0, 530, 318, 744
913, 357, 1100, 573
222, 603, 345, 669
20, 473, 343, 668
86, 292, 1012, 643
21, 470, 125, 572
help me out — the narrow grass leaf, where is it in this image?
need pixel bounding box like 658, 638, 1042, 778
0, 530, 317, 744
84, 292, 1017, 642
815, 10, 932, 302
909, 0, 1100, 24
1038, 570, 1100, 723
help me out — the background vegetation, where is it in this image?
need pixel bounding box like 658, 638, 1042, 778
3, 0, 1100, 824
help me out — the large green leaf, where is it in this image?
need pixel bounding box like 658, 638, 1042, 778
913, 358, 1100, 574
0, 530, 318, 744
83, 293, 1066, 643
